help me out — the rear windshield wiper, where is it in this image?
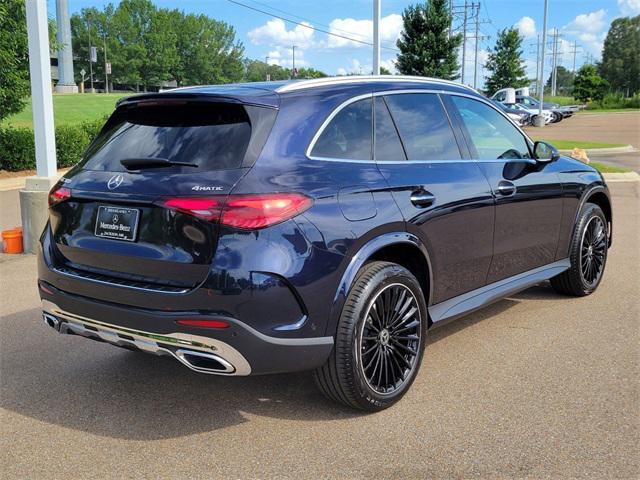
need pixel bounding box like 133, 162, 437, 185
120, 157, 198, 170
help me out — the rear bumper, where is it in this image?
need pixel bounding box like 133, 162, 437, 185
39, 282, 333, 376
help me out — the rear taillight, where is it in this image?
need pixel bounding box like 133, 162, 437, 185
48, 186, 71, 207
157, 193, 313, 230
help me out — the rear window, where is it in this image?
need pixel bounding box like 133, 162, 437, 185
79, 102, 253, 172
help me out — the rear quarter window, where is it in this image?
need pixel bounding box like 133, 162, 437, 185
79, 102, 255, 172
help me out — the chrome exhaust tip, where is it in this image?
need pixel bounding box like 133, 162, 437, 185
174, 349, 235, 374
43, 313, 60, 331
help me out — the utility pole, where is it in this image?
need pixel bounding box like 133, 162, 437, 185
473, 3, 479, 88
448, 0, 453, 39
547, 28, 563, 96
373, 0, 380, 75
531, 34, 541, 96
535, 0, 548, 127
461, 1, 468, 84
291, 45, 296, 78
265, 56, 270, 81
569, 40, 581, 73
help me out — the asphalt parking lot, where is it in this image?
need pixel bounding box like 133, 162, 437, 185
0, 181, 637, 479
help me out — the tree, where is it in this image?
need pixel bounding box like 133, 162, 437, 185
244, 59, 289, 82
573, 64, 609, 102
296, 67, 327, 79
545, 65, 575, 94
396, 0, 461, 80
0, 0, 29, 122
170, 13, 244, 86
379, 66, 392, 75
484, 28, 529, 94
71, 4, 244, 90
600, 15, 640, 96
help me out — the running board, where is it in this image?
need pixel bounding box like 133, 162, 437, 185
428, 259, 570, 326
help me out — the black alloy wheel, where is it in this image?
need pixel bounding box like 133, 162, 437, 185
357, 283, 421, 396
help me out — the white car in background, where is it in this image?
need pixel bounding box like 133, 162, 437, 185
504, 102, 554, 124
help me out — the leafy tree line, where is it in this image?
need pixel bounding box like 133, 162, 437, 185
71, 0, 245, 90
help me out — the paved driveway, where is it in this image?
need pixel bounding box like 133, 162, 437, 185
524, 111, 640, 147
0, 182, 638, 479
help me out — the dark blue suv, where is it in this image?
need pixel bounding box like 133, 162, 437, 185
39, 76, 612, 411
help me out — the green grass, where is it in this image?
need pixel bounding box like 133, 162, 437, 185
3, 93, 127, 128
590, 162, 631, 173
544, 95, 579, 106
534, 139, 627, 150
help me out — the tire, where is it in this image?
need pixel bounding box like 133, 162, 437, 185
551, 203, 608, 296
314, 261, 428, 411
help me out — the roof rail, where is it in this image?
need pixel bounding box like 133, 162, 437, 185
275, 75, 476, 94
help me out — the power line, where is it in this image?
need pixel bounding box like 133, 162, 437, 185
226, 0, 400, 52
243, 0, 398, 49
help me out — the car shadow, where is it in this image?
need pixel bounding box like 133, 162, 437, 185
1, 295, 525, 440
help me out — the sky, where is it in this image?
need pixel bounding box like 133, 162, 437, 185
55, 0, 640, 87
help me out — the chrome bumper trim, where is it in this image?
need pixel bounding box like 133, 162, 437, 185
42, 299, 251, 376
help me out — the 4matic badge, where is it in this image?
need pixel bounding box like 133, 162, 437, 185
191, 185, 225, 192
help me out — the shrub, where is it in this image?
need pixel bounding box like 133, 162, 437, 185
55, 124, 90, 168
0, 126, 35, 171
0, 115, 109, 171
587, 92, 640, 110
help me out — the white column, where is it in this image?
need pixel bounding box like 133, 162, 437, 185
373, 0, 380, 75
26, 0, 57, 177
55, 0, 77, 91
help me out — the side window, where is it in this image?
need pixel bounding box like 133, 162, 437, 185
374, 97, 406, 161
451, 96, 532, 160
310, 98, 372, 160
495, 91, 505, 102
384, 93, 461, 161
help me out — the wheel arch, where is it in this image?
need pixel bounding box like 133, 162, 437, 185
325, 232, 433, 336
581, 185, 613, 247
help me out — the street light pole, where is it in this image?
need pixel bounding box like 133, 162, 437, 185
373, 0, 380, 75
87, 15, 94, 92
535, 0, 548, 127
103, 33, 109, 93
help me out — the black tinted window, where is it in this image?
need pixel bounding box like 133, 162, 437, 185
311, 98, 372, 160
451, 96, 531, 160
384, 94, 461, 161
79, 102, 252, 172
375, 97, 405, 161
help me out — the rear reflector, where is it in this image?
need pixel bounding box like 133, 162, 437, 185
158, 193, 312, 230
48, 186, 71, 207
176, 319, 230, 329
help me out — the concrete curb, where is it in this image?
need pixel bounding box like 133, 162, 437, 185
0, 169, 69, 192
601, 172, 640, 182
559, 145, 636, 156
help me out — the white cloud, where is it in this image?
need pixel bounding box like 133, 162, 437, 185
380, 58, 397, 74
248, 19, 314, 48
515, 16, 537, 39
566, 9, 607, 34
326, 14, 402, 49
618, 0, 640, 15
265, 46, 308, 68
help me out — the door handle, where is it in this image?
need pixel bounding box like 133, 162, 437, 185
410, 190, 436, 208
497, 181, 516, 196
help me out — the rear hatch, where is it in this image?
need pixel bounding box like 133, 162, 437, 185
48, 95, 277, 291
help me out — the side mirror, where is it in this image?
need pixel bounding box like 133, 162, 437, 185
533, 141, 560, 163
